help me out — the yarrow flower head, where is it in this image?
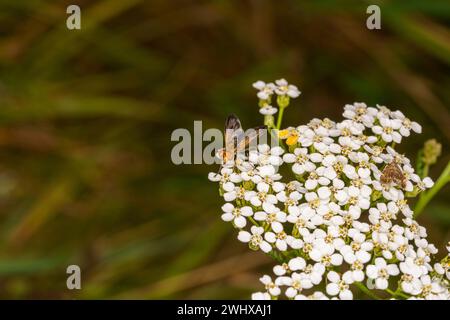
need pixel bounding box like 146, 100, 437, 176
209, 81, 449, 300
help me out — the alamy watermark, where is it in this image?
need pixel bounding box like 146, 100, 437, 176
170, 121, 277, 165
366, 5, 381, 30
66, 265, 81, 290
66, 5, 81, 30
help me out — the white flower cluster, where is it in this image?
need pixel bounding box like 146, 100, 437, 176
253, 79, 301, 115
209, 88, 449, 300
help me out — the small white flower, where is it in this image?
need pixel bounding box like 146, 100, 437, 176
253, 81, 276, 100
276, 189, 302, 211
309, 238, 343, 267
223, 185, 246, 202
283, 148, 316, 175
275, 78, 301, 98
300, 263, 326, 285
299, 192, 330, 219
372, 117, 403, 143
340, 242, 371, 283
286, 208, 316, 234
403, 217, 427, 239
304, 172, 330, 190
342, 102, 377, 127
208, 172, 221, 182
298, 126, 334, 152
240, 168, 262, 184
335, 185, 371, 212
319, 154, 348, 180
348, 152, 372, 179
368, 203, 396, 232
338, 135, 364, 152
363, 144, 385, 163
326, 271, 353, 300
391, 110, 422, 136
273, 257, 307, 276
221, 203, 253, 228
284, 272, 313, 298
330, 119, 365, 137
244, 183, 278, 207
259, 105, 278, 115
254, 203, 286, 232
415, 275, 446, 298
417, 177, 434, 191
400, 256, 428, 278
238, 226, 272, 253
259, 275, 281, 296
366, 258, 400, 289
249, 146, 284, 167
265, 224, 290, 251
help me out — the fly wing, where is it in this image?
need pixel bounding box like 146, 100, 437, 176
237, 125, 267, 152
225, 114, 243, 152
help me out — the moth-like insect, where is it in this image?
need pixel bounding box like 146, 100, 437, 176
217, 114, 266, 166
380, 160, 406, 189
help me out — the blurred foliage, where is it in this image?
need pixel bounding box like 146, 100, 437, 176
0, 0, 449, 299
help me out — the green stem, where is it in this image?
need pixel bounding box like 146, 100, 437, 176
248, 216, 259, 227
422, 164, 429, 179
414, 161, 450, 217
386, 288, 409, 299
276, 107, 285, 130
266, 251, 283, 263
354, 282, 381, 300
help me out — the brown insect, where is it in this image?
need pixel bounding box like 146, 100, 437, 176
380, 160, 406, 189
217, 114, 266, 166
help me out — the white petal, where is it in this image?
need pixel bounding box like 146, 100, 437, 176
339, 290, 353, 300
241, 206, 253, 217
276, 240, 287, 251
375, 278, 388, 290
283, 153, 296, 163
326, 283, 339, 296
317, 186, 331, 199
327, 271, 340, 283
237, 231, 251, 243
289, 257, 306, 271
272, 222, 283, 233
285, 287, 297, 298
342, 271, 354, 284
223, 211, 237, 222
305, 179, 318, 190
260, 241, 272, 253
221, 203, 234, 212
366, 265, 378, 279
273, 265, 286, 276
330, 254, 343, 266
353, 270, 364, 282
223, 182, 235, 192
234, 216, 246, 228
264, 232, 276, 243
309, 249, 322, 262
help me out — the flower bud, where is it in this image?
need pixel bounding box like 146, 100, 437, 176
423, 139, 442, 165
243, 180, 255, 190
277, 95, 290, 108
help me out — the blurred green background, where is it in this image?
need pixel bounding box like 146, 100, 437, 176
0, 0, 449, 299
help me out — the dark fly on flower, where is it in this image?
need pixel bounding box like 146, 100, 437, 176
380, 160, 406, 189
217, 114, 267, 170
